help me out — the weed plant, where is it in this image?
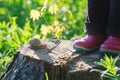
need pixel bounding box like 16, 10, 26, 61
91, 55, 120, 80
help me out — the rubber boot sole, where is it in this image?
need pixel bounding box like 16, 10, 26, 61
73, 45, 100, 54
100, 50, 120, 57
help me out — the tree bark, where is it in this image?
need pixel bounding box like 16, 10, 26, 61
1, 39, 104, 80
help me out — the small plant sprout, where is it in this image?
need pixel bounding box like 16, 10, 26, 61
91, 55, 120, 80
45, 72, 49, 80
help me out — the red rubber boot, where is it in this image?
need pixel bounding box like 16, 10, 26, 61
73, 34, 107, 53
100, 36, 120, 56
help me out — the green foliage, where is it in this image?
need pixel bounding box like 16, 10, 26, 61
0, 55, 12, 76
91, 55, 120, 80
29, 0, 87, 39
0, 0, 87, 39
0, 17, 39, 76
30, 0, 66, 39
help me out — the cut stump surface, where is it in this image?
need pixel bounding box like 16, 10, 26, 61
1, 39, 104, 80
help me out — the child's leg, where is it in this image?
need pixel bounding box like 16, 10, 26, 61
73, 0, 109, 53
107, 0, 120, 36
86, 0, 109, 35
100, 0, 120, 56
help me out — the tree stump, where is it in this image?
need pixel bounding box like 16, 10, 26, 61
1, 39, 105, 80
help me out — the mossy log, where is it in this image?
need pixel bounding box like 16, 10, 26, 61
1, 38, 106, 80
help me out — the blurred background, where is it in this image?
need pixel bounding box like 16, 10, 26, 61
0, 0, 87, 76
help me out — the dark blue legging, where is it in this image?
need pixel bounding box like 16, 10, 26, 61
85, 0, 120, 36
